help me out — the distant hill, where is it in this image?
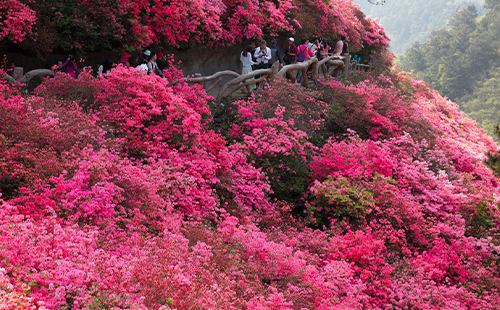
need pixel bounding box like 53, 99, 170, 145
355, 0, 485, 54
400, 1, 500, 136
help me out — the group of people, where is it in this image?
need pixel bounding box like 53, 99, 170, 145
51, 50, 169, 79
51, 34, 358, 87
240, 36, 349, 85
53, 55, 79, 78
100, 50, 169, 77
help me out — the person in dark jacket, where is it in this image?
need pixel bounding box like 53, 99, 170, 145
283, 37, 297, 65
269, 40, 282, 67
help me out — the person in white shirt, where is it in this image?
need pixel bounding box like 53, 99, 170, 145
253, 40, 272, 69
308, 37, 319, 57
240, 45, 257, 91
98, 59, 113, 77
136, 50, 150, 74
241, 45, 256, 73
253, 40, 271, 88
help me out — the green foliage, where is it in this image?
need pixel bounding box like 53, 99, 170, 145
308, 176, 375, 228
355, 0, 485, 54
257, 152, 311, 211
35, 0, 124, 53
400, 2, 500, 136
463, 69, 500, 135
485, 125, 500, 175
462, 201, 495, 238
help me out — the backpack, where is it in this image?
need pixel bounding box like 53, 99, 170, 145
297, 46, 308, 62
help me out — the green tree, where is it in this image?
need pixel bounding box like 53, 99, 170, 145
463, 69, 500, 135
400, 2, 500, 136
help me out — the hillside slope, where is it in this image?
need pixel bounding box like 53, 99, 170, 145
355, 0, 485, 54
400, 0, 500, 136
1, 0, 500, 309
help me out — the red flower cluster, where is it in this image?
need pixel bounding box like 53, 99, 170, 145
0, 0, 36, 43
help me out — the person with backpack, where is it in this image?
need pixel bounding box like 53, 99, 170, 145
283, 37, 297, 65
147, 51, 163, 77
269, 40, 282, 67
296, 38, 314, 62
296, 38, 314, 83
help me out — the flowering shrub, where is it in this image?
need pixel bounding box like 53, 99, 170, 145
0, 268, 46, 310
1, 33, 500, 310
5, 0, 389, 54
0, 0, 36, 43
231, 97, 316, 208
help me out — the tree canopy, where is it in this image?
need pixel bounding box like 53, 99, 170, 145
355, 0, 485, 54
400, 1, 500, 135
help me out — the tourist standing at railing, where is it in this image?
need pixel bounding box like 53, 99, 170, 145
333, 37, 344, 57
254, 40, 271, 69
308, 37, 320, 58
317, 39, 330, 77
240, 45, 257, 91
147, 51, 163, 77
296, 38, 314, 62
341, 36, 349, 55
283, 37, 297, 65
253, 40, 272, 87
296, 38, 314, 83
269, 40, 282, 67
318, 39, 329, 59
250, 42, 258, 70
62, 55, 78, 78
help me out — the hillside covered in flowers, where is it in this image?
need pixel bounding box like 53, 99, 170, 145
2, 0, 386, 55
2, 0, 500, 309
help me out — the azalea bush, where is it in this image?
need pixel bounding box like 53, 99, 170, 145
5, 0, 389, 54
0, 0, 36, 43
0, 22, 500, 309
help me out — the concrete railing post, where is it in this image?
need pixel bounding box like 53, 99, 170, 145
343, 54, 351, 75
13, 67, 23, 81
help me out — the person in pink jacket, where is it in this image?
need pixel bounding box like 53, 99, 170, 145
118, 52, 131, 67
296, 38, 315, 83
62, 55, 78, 78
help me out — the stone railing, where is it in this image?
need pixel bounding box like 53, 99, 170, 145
187, 55, 348, 103
2, 67, 55, 84
186, 62, 280, 103
277, 55, 345, 86
3, 54, 361, 103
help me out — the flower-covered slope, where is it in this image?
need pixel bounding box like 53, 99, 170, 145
1, 58, 499, 309
7, 0, 388, 53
